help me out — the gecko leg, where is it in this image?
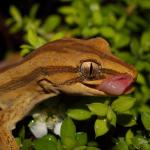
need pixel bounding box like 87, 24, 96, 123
0, 126, 19, 150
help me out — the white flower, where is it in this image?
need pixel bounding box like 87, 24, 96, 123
29, 121, 48, 138
53, 121, 62, 136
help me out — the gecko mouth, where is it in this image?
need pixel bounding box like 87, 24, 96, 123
84, 74, 134, 96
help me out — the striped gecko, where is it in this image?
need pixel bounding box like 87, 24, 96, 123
0, 38, 137, 150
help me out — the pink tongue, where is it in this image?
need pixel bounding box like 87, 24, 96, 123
97, 74, 133, 95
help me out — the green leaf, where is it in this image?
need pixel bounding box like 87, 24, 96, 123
141, 31, 150, 52
74, 146, 87, 150
130, 38, 140, 55
107, 107, 117, 127
94, 118, 110, 137
87, 147, 100, 150
20, 49, 32, 57
136, 73, 146, 85
87, 141, 99, 147
76, 132, 87, 146
138, 105, 150, 113
59, 6, 76, 15
132, 136, 150, 150
43, 15, 61, 32
19, 126, 25, 141
61, 137, 77, 150
10, 6, 22, 22
27, 29, 46, 48
138, 0, 150, 9
67, 109, 92, 120
9, 23, 22, 33
60, 117, 76, 141
111, 96, 136, 113
51, 32, 65, 41
57, 140, 63, 150
60, 117, 76, 138
22, 139, 32, 150
112, 138, 128, 150
15, 138, 21, 147
33, 135, 57, 150
141, 112, 150, 130
117, 111, 137, 127
29, 4, 39, 19
113, 33, 130, 48
136, 61, 150, 71
91, 3, 102, 25
87, 103, 108, 117
99, 26, 115, 38
115, 52, 135, 64
27, 29, 38, 47
125, 130, 134, 145
116, 16, 126, 30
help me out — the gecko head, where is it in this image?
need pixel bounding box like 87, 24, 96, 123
48, 38, 137, 96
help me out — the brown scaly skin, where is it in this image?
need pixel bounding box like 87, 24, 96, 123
0, 38, 137, 150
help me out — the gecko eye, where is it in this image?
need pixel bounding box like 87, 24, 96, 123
80, 61, 101, 79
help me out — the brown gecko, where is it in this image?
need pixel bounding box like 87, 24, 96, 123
0, 38, 137, 150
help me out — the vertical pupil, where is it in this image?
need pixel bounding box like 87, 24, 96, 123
89, 63, 93, 76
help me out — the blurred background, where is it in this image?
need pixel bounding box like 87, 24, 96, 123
0, 0, 61, 59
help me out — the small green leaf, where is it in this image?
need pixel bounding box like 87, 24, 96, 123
116, 52, 135, 64
116, 16, 126, 30
117, 111, 137, 127
87, 147, 101, 150
87, 141, 99, 147
15, 138, 21, 147
19, 126, 25, 141
132, 136, 150, 150
114, 33, 130, 48
37, 37, 46, 47
76, 132, 87, 146
99, 26, 115, 38
43, 15, 61, 32
136, 73, 146, 85
94, 118, 109, 137
27, 29, 46, 48
57, 140, 63, 150
141, 31, 150, 52
125, 130, 134, 145
111, 96, 136, 113
60, 117, 76, 140
107, 107, 116, 127
112, 139, 128, 150
138, 105, 150, 113
74, 146, 87, 150
33, 135, 57, 150
141, 112, 150, 130
87, 103, 108, 117
27, 29, 38, 47
62, 137, 77, 150
29, 4, 39, 19
91, 4, 102, 25
59, 6, 75, 15
22, 139, 32, 150
9, 23, 22, 33
67, 109, 92, 120
10, 6, 22, 22
20, 49, 32, 57
51, 32, 65, 41
130, 38, 140, 55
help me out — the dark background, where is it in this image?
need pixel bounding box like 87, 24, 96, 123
0, 0, 63, 60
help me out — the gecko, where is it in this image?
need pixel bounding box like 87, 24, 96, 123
0, 38, 137, 150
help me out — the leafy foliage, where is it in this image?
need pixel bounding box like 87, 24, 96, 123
6, 0, 150, 149
16, 118, 100, 150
